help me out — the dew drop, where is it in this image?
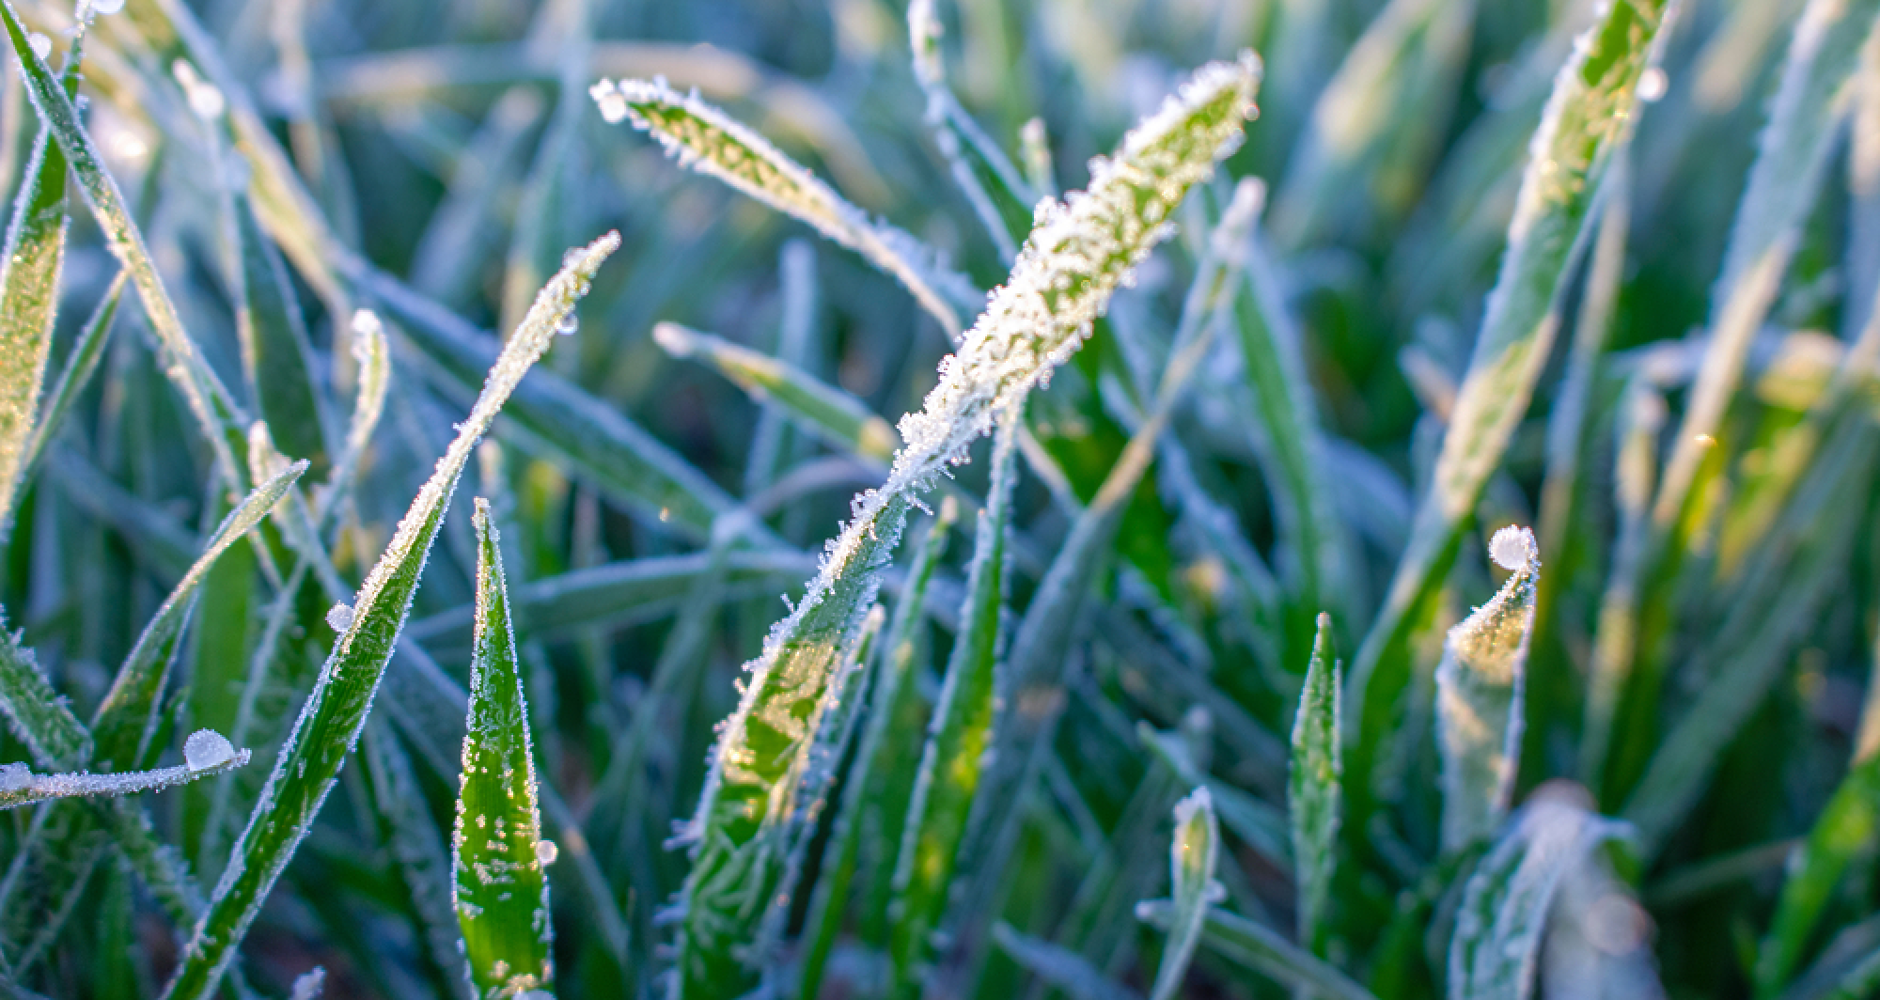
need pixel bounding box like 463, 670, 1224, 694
535, 839, 559, 865
26, 33, 50, 61
325, 602, 355, 632
184, 729, 236, 770
1488, 525, 1537, 572
0, 762, 32, 792
556, 313, 577, 336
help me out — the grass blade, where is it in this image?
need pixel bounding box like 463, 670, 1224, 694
0, 737, 250, 811
14, 271, 126, 513
1437, 526, 1540, 853
231, 189, 329, 475
1346, 0, 1675, 839
992, 922, 1143, 1000
1289, 614, 1340, 956
887, 415, 1018, 997
592, 76, 979, 338
655, 321, 898, 465
1135, 902, 1377, 1000
1448, 790, 1630, 1000
0, 614, 90, 769
1755, 747, 1880, 997
670, 56, 1258, 999
160, 232, 618, 1000
454, 499, 553, 998
1148, 788, 1223, 1000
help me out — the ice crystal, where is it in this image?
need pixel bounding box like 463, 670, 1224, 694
185, 729, 236, 771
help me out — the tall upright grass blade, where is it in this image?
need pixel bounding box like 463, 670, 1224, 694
591, 76, 979, 338
655, 321, 898, 465
1290, 614, 1340, 957
1147, 787, 1223, 1000
669, 56, 1258, 999
1437, 526, 1540, 853
887, 415, 1018, 997
360, 720, 474, 1000
454, 499, 553, 999
160, 232, 618, 1000
797, 500, 956, 1000
1448, 790, 1632, 1000
1135, 902, 1378, 1000
1346, 0, 1676, 833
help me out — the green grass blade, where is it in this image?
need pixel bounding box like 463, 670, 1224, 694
89, 459, 306, 772
1148, 788, 1222, 1000
671, 56, 1258, 998
1447, 791, 1630, 1000
361, 720, 474, 1000
0, 120, 72, 534
0, 1, 250, 487
887, 415, 1018, 997
991, 922, 1143, 1000
745, 240, 819, 494
655, 321, 898, 465
1346, 0, 1675, 833
231, 190, 329, 476
160, 232, 617, 1000
1289, 614, 1340, 957
454, 499, 553, 998
797, 499, 957, 1000
14, 270, 126, 508
592, 76, 979, 338
0, 739, 250, 811
0, 612, 90, 769
1135, 902, 1377, 1000
1437, 527, 1540, 853
1755, 750, 1880, 998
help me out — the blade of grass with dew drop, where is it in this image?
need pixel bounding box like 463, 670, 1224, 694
14, 270, 125, 505
0, 60, 76, 536
352, 270, 742, 543
453, 499, 553, 999
0, 2, 252, 488
159, 232, 617, 1000
591, 76, 979, 339
797, 499, 956, 1000
907, 0, 1036, 260
670, 55, 1259, 999
887, 414, 1018, 998
1605, 0, 1880, 802
1755, 749, 1880, 997
655, 321, 898, 466
181, 500, 257, 870
0, 744, 251, 811
1447, 791, 1632, 1000
230, 188, 329, 476
360, 719, 474, 1000
1136, 901, 1377, 1000
1290, 614, 1340, 957
1148, 788, 1222, 1000
1345, 0, 1675, 839
1437, 527, 1540, 853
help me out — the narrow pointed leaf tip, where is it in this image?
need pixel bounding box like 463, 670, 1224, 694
1149, 786, 1224, 1000
1290, 614, 1341, 956
455, 498, 553, 999
590, 76, 977, 336
1439, 526, 1542, 851
890, 52, 1260, 492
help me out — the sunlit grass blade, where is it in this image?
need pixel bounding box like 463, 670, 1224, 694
1289, 614, 1340, 957
655, 321, 898, 465
671, 56, 1258, 999
160, 232, 617, 1000
1135, 901, 1377, 1000
1754, 746, 1880, 997
454, 499, 553, 998
0, 92, 73, 535
797, 499, 957, 1000
1147, 788, 1222, 1000
887, 415, 1018, 997
591, 75, 979, 338
231, 190, 329, 475
1345, 0, 1675, 835
0, 734, 249, 810
1437, 526, 1540, 852
1448, 790, 1631, 1000
0, 0, 250, 487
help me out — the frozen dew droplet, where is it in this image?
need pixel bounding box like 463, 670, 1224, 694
171, 59, 226, 120
184, 729, 236, 771
1637, 67, 1668, 103
589, 79, 630, 124
87, 0, 126, 13
0, 762, 31, 792
535, 839, 560, 866
289, 967, 327, 1000
26, 33, 50, 61
326, 602, 355, 632
555, 313, 577, 336
1488, 524, 1538, 572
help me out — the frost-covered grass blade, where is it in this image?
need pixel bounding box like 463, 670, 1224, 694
1290, 613, 1340, 956
0, 733, 250, 811
1147, 787, 1222, 1000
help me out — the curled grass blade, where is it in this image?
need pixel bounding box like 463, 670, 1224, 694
1289, 613, 1340, 956
160, 232, 617, 1000
670, 55, 1258, 999
887, 415, 1018, 997
1437, 527, 1540, 853
454, 499, 553, 998
592, 75, 979, 338
655, 321, 898, 465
